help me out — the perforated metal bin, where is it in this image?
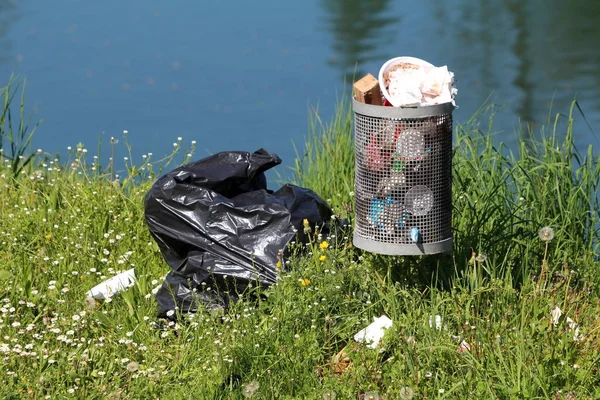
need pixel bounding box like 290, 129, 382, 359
352, 99, 454, 255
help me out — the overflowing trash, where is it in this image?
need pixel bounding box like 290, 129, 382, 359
353, 56, 457, 108
352, 56, 455, 255
379, 56, 457, 107
144, 149, 335, 317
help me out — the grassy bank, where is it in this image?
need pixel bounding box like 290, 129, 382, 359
1, 79, 600, 399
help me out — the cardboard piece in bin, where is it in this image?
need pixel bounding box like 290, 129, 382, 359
353, 73, 383, 106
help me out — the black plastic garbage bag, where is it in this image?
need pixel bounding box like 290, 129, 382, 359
145, 149, 333, 317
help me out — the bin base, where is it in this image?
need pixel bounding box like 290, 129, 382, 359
353, 234, 452, 255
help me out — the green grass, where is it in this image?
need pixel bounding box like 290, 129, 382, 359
0, 78, 599, 399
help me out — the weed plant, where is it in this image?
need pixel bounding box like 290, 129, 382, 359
0, 78, 599, 399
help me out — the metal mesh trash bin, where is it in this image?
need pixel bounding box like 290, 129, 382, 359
352, 99, 454, 255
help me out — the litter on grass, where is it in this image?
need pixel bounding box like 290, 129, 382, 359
86, 268, 135, 300
144, 149, 338, 317
353, 315, 393, 349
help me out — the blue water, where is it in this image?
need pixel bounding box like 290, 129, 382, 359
1, 0, 599, 179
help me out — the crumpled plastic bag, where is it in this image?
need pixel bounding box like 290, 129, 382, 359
144, 149, 334, 317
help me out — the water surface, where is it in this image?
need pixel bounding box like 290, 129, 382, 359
0, 0, 598, 178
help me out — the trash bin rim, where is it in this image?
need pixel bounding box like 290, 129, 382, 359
352, 98, 455, 119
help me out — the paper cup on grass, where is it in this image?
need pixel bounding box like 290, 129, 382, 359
86, 268, 136, 299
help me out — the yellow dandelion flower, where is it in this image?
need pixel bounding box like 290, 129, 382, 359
303, 218, 311, 234
300, 278, 311, 286
44, 233, 52, 240
319, 255, 327, 262
319, 241, 329, 250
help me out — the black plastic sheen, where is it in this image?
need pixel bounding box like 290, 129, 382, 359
144, 149, 333, 316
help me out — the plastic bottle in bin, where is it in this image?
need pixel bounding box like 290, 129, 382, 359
404, 185, 434, 216
369, 157, 410, 234
366, 122, 403, 172
369, 197, 408, 234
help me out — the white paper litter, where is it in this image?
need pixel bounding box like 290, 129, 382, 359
550, 305, 562, 326
566, 317, 584, 342
381, 58, 457, 107
86, 268, 136, 299
354, 315, 393, 349
387, 67, 425, 107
